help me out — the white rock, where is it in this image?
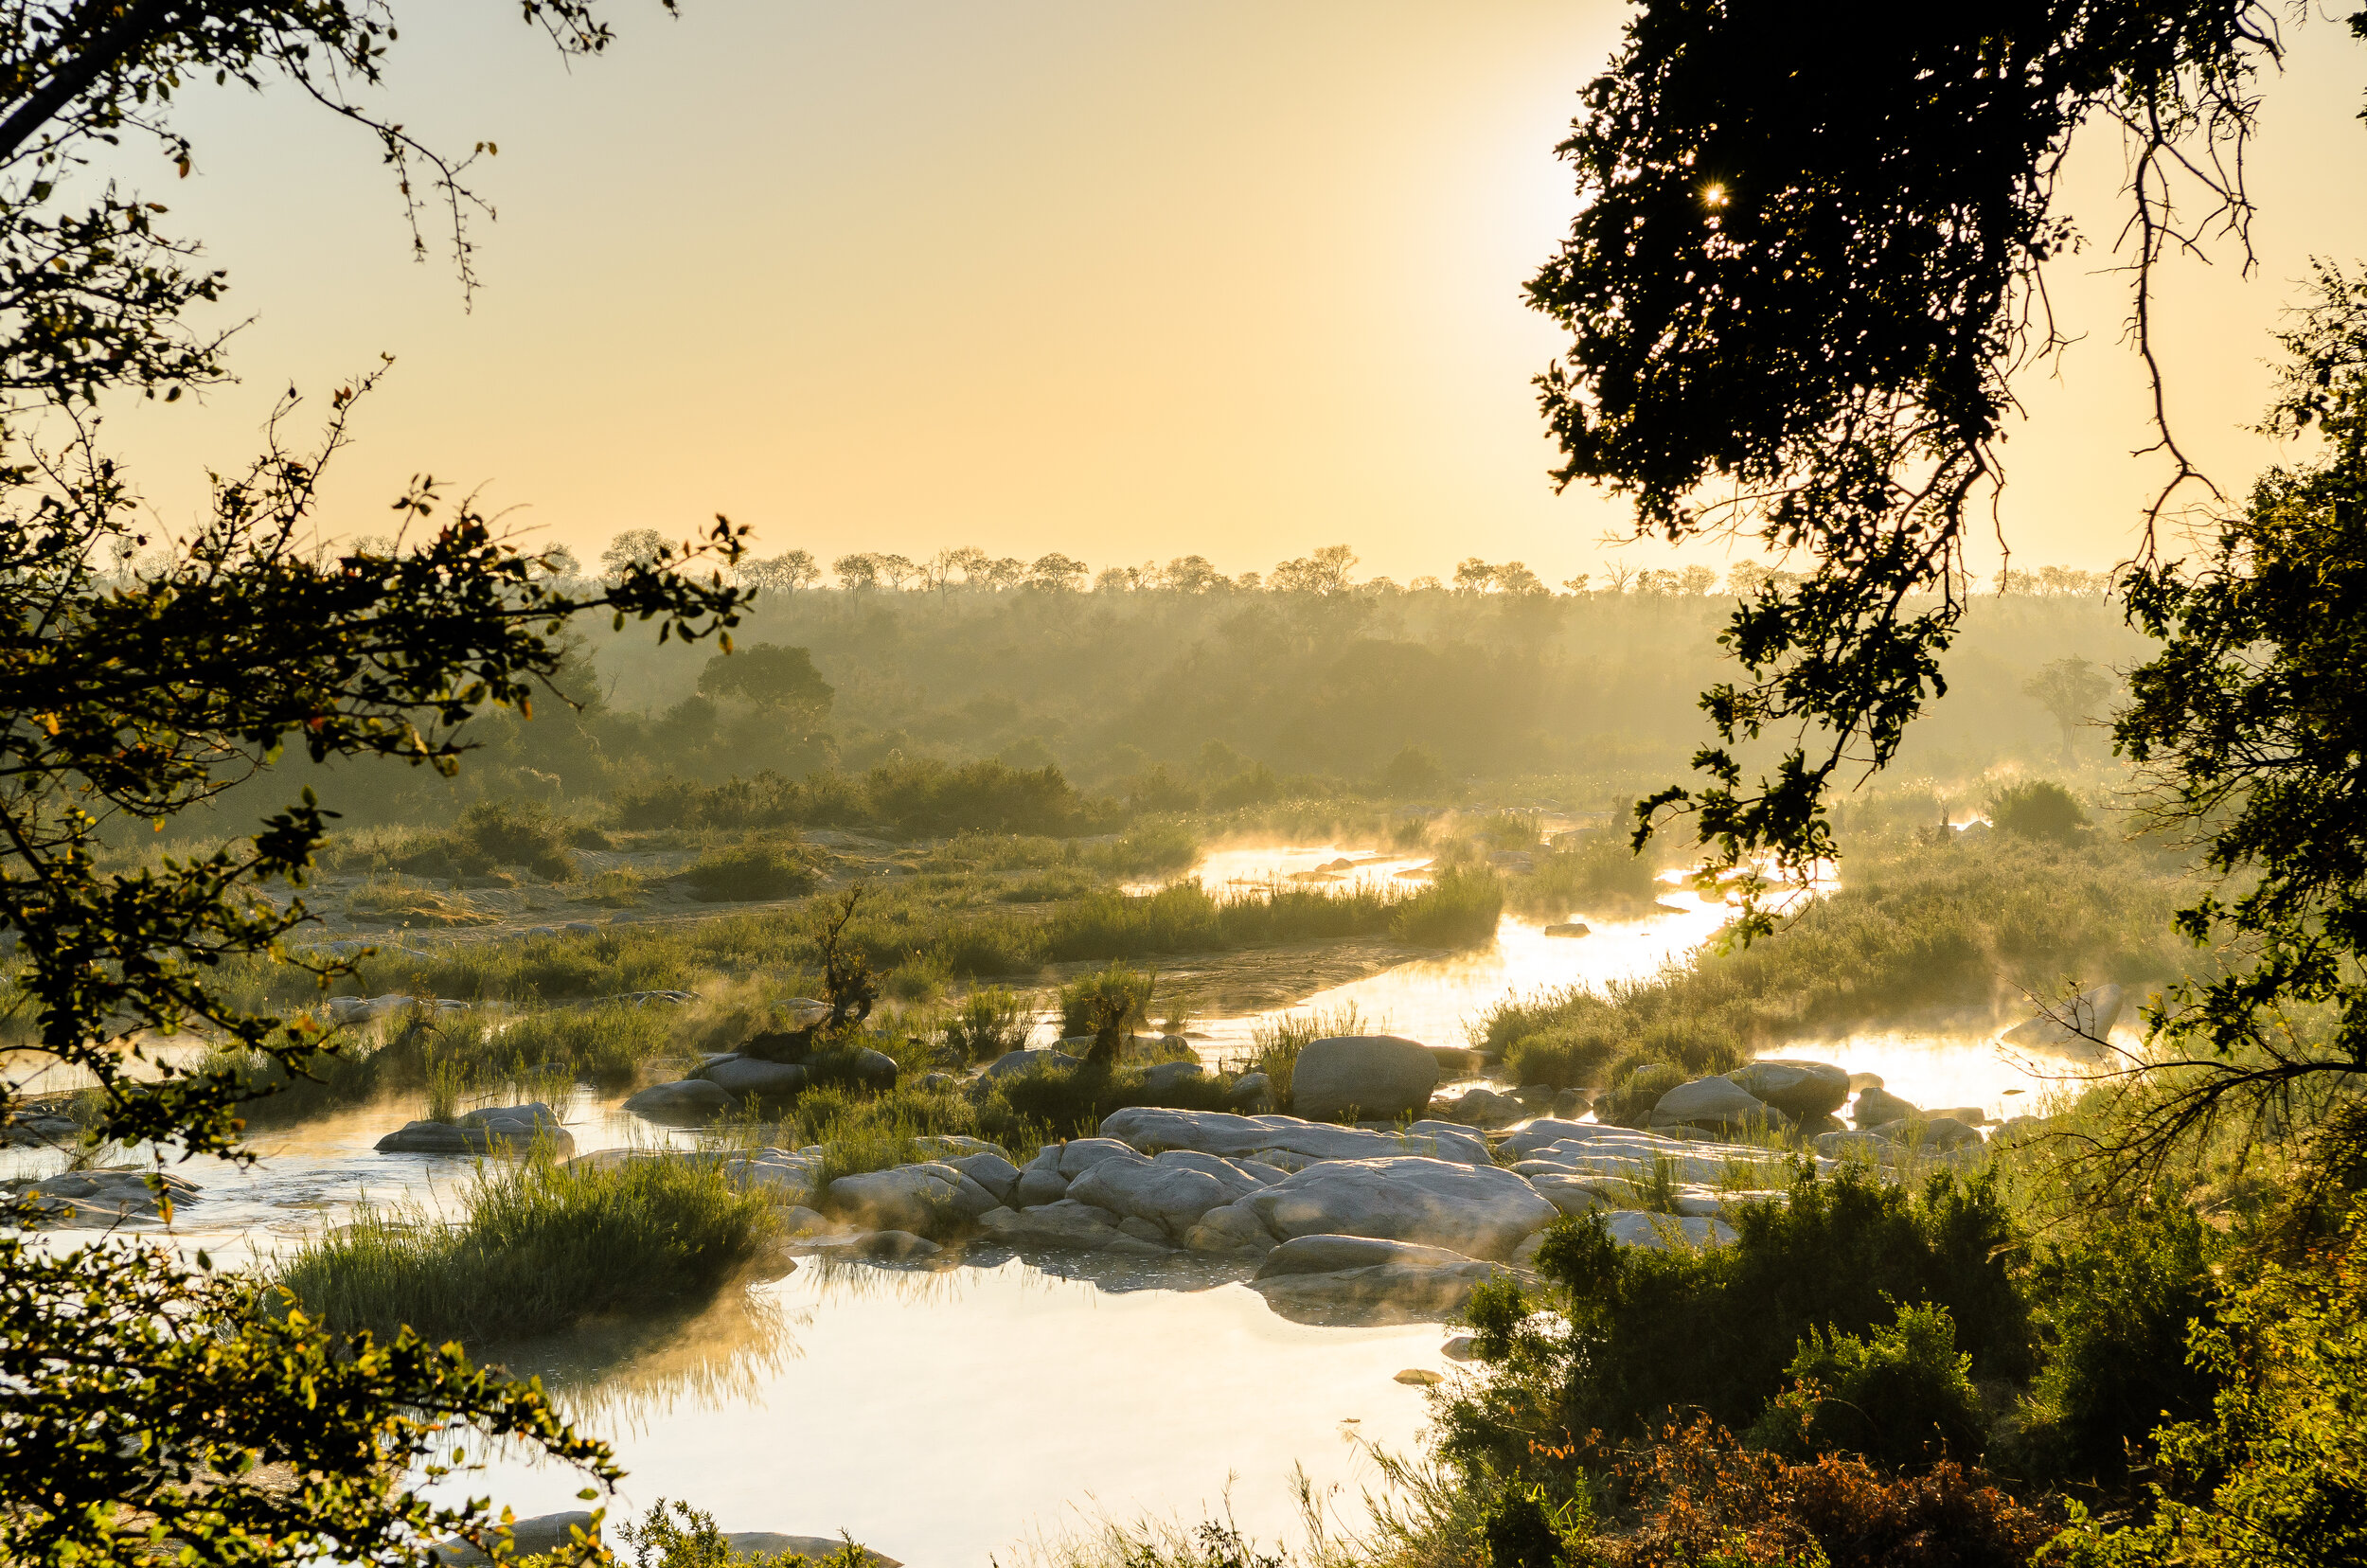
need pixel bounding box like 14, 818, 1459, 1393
1244, 1156, 1559, 1260
1055, 1137, 1150, 1179
1528, 1173, 1614, 1218
1649, 1076, 1788, 1134
946, 1151, 1020, 1204
1064, 1149, 1268, 1235
1012, 1167, 1070, 1206
828, 1164, 989, 1236
622, 1079, 735, 1125
1290, 1035, 1442, 1121
1097, 1107, 1492, 1167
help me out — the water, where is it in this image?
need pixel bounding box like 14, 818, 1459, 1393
5, 839, 2112, 1558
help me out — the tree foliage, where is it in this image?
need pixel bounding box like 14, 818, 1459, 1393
1529, 0, 2287, 926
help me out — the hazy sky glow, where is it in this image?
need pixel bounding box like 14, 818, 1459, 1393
97, 1, 2367, 582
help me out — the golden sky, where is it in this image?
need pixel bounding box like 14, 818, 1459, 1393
101, 1, 2367, 583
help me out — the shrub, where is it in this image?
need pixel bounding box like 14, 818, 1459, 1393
1380, 743, 1452, 799
1749, 1302, 1988, 1470
454, 798, 581, 879
1508, 829, 1662, 918
942, 987, 1037, 1062
680, 842, 816, 901
1503, 1019, 1626, 1090
272, 1150, 775, 1345
1058, 963, 1155, 1063
978, 1058, 1235, 1144
1989, 778, 2091, 843
620, 1500, 868, 1568
1594, 1060, 1686, 1127
1389, 865, 1504, 947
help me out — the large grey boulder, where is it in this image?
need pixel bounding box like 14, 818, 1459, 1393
2003, 982, 2125, 1047
1054, 1137, 1149, 1178
945, 1151, 1020, 1204
982, 1046, 1081, 1079
1065, 1149, 1267, 1236
1249, 1234, 1508, 1325
1244, 1156, 1558, 1260
722, 1148, 822, 1204
623, 1078, 736, 1125
697, 1057, 810, 1098
377, 1103, 574, 1157
1648, 1077, 1788, 1135
828, 1163, 996, 1237
1437, 1087, 1527, 1128
1852, 1086, 1919, 1127
1728, 1060, 1850, 1120
1183, 1200, 1277, 1255
1529, 1172, 1614, 1218
1290, 1035, 1441, 1121
1097, 1107, 1492, 1167
1226, 1072, 1275, 1113
1138, 1060, 1205, 1097
974, 1200, 1167, 1256
1012, 1167, 1070, 1206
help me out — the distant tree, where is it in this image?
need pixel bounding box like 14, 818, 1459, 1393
1496, 561, 1547, 595
2023, 655, 2113, 759
1453, 557, 1498, 595
832, 551, 881, 592
1234, 569, 1263, 591
696, 642, 834, 720
1166, 554, 1223, 593
1604, 562, 1636, 593
1561, 572, 1593, 594
600, 526, 669, 579
1028, 553, 1088, 591
1093, 565, 1131, 593
874, 552, 918, 591
1678, 564, 1720, 596
1409, 575, 1443, 592
1989, 778, 2091, 843
984, 555, 1029, 590
740, 548, 818, 593
1382, 744, 1452, 798
535, 543, 583, 579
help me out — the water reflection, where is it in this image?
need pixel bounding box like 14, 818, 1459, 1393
507, 1289, 808, 1434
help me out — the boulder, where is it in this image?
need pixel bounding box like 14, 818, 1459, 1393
1603, 1210, 1737, 1250
828, 1164, 995, 1236
1139, 1060, 1206, 1097
623, 1078, 736, 1125
2002, 982, 2125, 1048
3, 1167, 201, 1226
1183, 1201, 1277, 1255
1250, 1235, 1509, 1326
1013, 1167, 1070, 1206
982, 1047, 1081, 1080
1065, 1149, 1268, 1235
377, 1103, 574, 1157
1097, 1107, 1493, 1167
1927, 1106, 1988, 1127
1437, 1088, 1527, 1128
1815, 1129, 1910, 1160
1528, 1173, 1614, 1219
975, 1200, 1129, 1251
1848, 1072, 1885, 1092
1868, 1116, 1984, 1151
1055, 1137, 1150, 1178
1648, 1077, 1789, 1135
697, 1058, 810, 1099
1728, 1059, 1851, 1120
1290, 1035, 1441, 1121
945, 1151, 1020, 1204
1244, 1156, 1558, 1260
1852, 1086, 1919, 1127
1423, 1045, 1486, 1074
1226, 1072, 1275, 1113
725, 1149, 822, 1204
1541, 922, 1591, 937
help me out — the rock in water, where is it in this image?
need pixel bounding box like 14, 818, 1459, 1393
696, 1057, 810, 1098
377, 1104, 573, 1157
1290, 1035, 1441, 1121
1648, 1076, 1789, 1135
1728, 1059, 1851, 1119
1541, 922, 1590, 937
1852, 1086, 1919, 1128
1097, 1107, 1494, 1167
2002, 983, 2125, 1048
623, 1078, 736, 1125
1250, 1235, 1510, 1326
1244, 1156, 1557, 1260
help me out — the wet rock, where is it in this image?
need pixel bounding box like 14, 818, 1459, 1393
623, 1078, 736, 1125
696, 1057, 810, 1099
2002, 982, 2124, 1048
981, 1046, 1081, 1080
1442, 1333, 1478, 1362
1395, 1367, 1443, 1386
1541, 922, 1590, 937
4, 1167, 200, 1226
1098, 1107, 1492, 1167
377, 1103, 573, 1157
1245, 1156, 1558, 1260
1065, 1149, 1268, 1236
1649, 1077, 1789, 1135
1436, 1087, 1526, 1128
1114, 1215, 1171, 1246
1603, 1210, 1736, 1250
945, 1151, 1020, 1204
1728, 1059, 1851, 1120
1290, 1035, 1441, 1121
1250, 1234, 1509, 1325
1852, 1086, 1919, 1127
976, 1199, 1128, 1250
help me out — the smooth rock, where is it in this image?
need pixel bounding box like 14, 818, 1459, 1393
697, 1058, 810, 1098
1056, 1137, 1151, 1179
1602, 1210, 1737, 1250
1441, 1334, 1478, 1362
1245, 1156, 1558, 1260
1290, 1035, 1441, 1121
1139, 1060, 1205, 1097
975, 1200, 1127, 1251
1250, 1235, 1509, 1325
725, 1149, 822, 1204
982, 1047, 1081, 1079
1066, 1149, 1267, 1235
1098, 1107, 1492, 1167
1852, 1086, 1920, 1127
1728, 1059, 1851, 1120
623, 1079, 736, 1125
828, 1165, 988, 1236
3, 1167, 201, 1225
376, 1103, 574, 1158
1255, 1234, 1478, 1277
1395, 1367, 1443, 1386
1848, 1072, 1885, 1092
2002, 982, 2125, 1048
1437, 1087, 1526, 1128
1649, 1076, 1789, 1135
1226, 1072, 1275, 1113
1183, 1201, 1277, 1255
1012, 1167, 1070, 1206
1113, 1215, 1169, 1245
1529, 1172, 1614, 1218
946, 1151, 1020, 1204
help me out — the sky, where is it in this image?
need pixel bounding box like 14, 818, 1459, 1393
94, 0, 2367, 585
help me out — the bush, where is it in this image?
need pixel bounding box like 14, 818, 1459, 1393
1989, 778, 2091, 843
454, 798, 582, 879
679, 842, 816, 901
272, 1150, 775, 1345
941, 987, 1037, 1062
978, 1058, 1235, 1143
1389, 865, 1504, 947
620, 1500, 868, 1568
1508, 829, 1662, 918
1437, 1166, 2031, 1478
1594, 1060, 1686, 1127
1750, 1302, 1988, 1470
1058, 964, 1155, 1063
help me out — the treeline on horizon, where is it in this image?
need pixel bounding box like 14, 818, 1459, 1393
205, 541, 2144, 840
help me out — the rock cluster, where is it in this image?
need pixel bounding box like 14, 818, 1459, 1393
2, 1167, 202, 1227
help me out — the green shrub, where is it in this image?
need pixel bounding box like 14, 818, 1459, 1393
455, 799, 582, 879
1988, 778, 2091, 843
978, 1058, 1235, 1144
272, 1150, 775, 1345
680, 842, 816, 901
620, 1500, 868, 1568
1389, 865, 1504, 947
1058, 963, 1155, 1063
1508, 830, 1662, 918
1502, 1020, 1626, 1090
942, 987, 1038, 1062
2011, 1203, 2224, 1483
1750, 1302, 1988, 1470
1438, 1166, 2032, 1479
1594, 1060, 1686, 1127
